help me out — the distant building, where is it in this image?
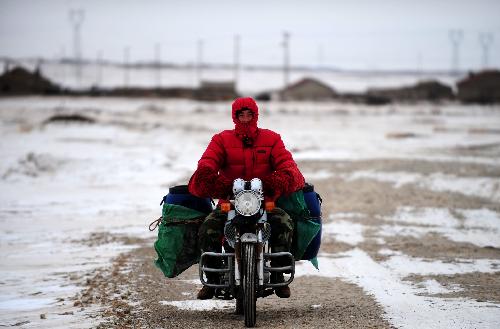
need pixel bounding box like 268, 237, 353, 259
278, 77, 337, 101
367, 80, 454, 102
0, 66, 61, 95
457, 70, 500, 104
196, 81, 238, 101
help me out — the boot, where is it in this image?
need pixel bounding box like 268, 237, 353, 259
197, 286, 215, 300
274, 285, 291, 298
198, 269, 219, 300
271, 272, 291, 298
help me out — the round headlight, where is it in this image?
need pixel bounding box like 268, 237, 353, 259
234, 191, 261, 216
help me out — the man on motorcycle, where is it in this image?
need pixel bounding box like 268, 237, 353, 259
188, 97, 305, 300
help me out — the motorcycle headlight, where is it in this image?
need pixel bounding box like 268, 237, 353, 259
234, 191, 261, 216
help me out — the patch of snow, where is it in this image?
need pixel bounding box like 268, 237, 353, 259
296, 249, 500, 329
379, 223, 500, 249
389, 207, 460, 227
380, 207, 500, 248
382, 255, 499, 277
177, 279, 202, 285
0, 297, 54, 311
427, 173, 500, 202
303, 170, 334, 180
378, 224, 429, 239
160, 300, 235, 311
322, 220, 365, 245
347, 170, 422, 188
378, 248, 403, 256
458, 208, 500, 231
442, 229, 500, 249
328, 212, 365, 221
415, 279, 464, 295
344, 170, 500, 202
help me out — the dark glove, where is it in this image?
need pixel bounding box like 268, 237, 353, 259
213, 174, 232, 200
263, 171, 289, 200
188, 165, 232, 199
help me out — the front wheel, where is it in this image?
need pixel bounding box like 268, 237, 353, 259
242, 243, 256, 327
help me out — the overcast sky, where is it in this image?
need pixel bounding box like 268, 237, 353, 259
1, 0, 499, 71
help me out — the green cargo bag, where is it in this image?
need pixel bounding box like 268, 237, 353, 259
276, 190, 321, 268
154, 203, 207, 278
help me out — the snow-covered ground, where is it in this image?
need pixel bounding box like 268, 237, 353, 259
1, 60, 462, 94
0, 96, 499, 327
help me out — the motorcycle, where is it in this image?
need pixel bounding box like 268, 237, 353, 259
199, 177, 295, 327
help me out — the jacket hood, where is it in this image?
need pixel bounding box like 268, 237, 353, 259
231, 97, 259, 140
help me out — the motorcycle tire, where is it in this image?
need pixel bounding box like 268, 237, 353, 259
242, 243, 257, 327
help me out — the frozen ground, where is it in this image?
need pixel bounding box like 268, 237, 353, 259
0, 96, 499, 328
1, 60, 462, 94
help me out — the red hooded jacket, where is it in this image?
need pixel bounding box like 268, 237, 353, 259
188, 97, 304, 201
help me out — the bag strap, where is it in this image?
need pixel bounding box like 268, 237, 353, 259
316, 193, 323, 205
149, 216, 163, 231
148, 216, 206, 231
165, 217, 205, 226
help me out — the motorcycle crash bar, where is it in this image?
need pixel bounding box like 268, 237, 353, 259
264, 252, 295, 287
199, 252, 235, 289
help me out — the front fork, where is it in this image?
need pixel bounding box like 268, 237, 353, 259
234, 231, 265, 288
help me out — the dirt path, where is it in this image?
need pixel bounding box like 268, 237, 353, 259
73, 158, 500, 328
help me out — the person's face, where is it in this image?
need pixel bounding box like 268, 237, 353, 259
237, 109, 253, 123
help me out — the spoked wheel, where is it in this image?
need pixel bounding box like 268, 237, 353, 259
242, 243, 256, 327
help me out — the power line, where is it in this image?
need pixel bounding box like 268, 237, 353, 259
124, 46, 130, 87
68, 9, 85, 87
449, 29, 463, 75
282, 31, 290, 90
233, 35, 240, 89
317, 44, 324, 69
155, 43, 162, 87
96, 50, 103, 87
196, 39, 204, 86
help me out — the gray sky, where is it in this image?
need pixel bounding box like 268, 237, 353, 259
1, 0, 499, 70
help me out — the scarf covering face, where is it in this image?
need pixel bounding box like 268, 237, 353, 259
231, 97, 259, 143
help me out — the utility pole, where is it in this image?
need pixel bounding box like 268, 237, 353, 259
96, 50, 103, 87
449, 29, 463, 75
3, 59, 9, 73
479, 32, 493, 69
317, 44, 324, 70
196, 39, 204, 86
282, 31, 290, 89
155, 43, 162, 88
417, 52, 423, 77
233, 34, 240, 90
124, 46, 130, 88
59, 46, 66, 84
69, 9, 85, 88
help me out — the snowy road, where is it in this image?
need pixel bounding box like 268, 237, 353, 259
1, 97, 499, 328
